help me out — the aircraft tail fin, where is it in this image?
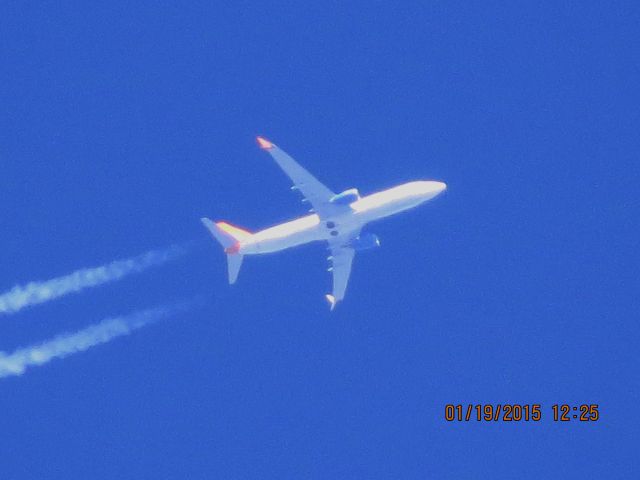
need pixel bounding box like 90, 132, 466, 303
226, 253, 244, 284
200, 218, 251, 284
200, 218, 252, 248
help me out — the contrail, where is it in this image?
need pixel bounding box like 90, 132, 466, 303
0, 244, 189, 315
0, 300, 196, 378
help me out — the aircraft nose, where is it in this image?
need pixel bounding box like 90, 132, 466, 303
423, 181, 446, 195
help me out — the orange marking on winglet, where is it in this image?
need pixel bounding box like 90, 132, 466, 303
256, 136, 274, 150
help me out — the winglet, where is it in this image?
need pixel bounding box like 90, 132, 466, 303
256, 136, 274, 150
325, 294, 337, 311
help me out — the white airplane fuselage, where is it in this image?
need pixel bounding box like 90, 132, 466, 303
239, 180, 446, 255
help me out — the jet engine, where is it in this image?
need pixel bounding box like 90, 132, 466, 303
330, 188, 360, 205
348, 233, 381, 252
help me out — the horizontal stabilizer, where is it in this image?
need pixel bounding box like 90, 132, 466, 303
226, 254, 244, 284
201, 217, 250, 284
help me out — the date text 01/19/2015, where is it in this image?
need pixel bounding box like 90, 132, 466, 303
444, 404, 599, 422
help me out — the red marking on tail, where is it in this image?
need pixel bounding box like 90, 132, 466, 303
256, 136, 274, 150
224, 242, 241, 254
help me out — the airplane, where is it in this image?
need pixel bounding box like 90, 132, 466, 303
201, 136, 446, 310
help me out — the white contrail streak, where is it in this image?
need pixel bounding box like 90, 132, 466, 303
0, 244, 188, 315
0, 301, 195, 378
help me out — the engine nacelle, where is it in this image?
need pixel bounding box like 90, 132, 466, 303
330, 188, 360, 206
348, 233, 381, 252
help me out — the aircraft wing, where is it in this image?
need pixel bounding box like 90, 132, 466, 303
257, 137, 343, 219
325, 230, 360, 310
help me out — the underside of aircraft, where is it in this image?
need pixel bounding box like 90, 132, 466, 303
202, 137, 446, 309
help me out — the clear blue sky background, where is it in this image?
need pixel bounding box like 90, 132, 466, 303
1, 1, 638, 478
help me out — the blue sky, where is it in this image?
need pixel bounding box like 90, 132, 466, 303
1, 1, 638, 478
